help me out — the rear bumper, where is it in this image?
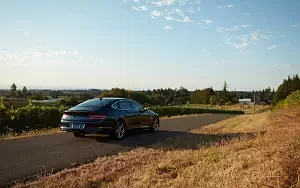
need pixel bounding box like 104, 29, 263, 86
60, 120, 117, 134
61, 126, 115, 134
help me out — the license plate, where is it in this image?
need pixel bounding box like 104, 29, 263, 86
70, 123, 85, 129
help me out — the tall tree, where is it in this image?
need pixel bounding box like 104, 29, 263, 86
10, 83, 17, 97
223, 81, 228, 92
22, 86, 28, 98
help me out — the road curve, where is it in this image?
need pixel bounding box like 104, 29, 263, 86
0, 113, 236, 186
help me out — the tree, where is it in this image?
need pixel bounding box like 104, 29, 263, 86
223, 81, 228, 92
209, 95, 216, 105
217, 81, 231, 104
30, 92, 48, 100
191, 88, 215, 104
100, 88, 128, 98
128, 91, 150, 104
17, 90, 23, 98
22, 86, 28, 98
10, 83, 17, 97
273, 74, 300, 103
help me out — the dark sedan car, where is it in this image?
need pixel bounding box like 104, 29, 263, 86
60, 98, 159, 139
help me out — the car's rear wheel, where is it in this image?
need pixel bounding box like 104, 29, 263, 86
73, 132, 85, 137
114, 120, 126, 139
149, 117, 159, 132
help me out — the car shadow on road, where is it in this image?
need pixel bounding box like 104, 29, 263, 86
84, 129, 259, 150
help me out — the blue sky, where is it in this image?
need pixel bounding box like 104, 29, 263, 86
0, 0, 299, 91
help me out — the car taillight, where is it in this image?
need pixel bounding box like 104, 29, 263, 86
88, 114, 107, 120
62, 114, 69, 119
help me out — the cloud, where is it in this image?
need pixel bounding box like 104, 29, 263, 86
24, 32, 29, 36
198, 19, 213, 25
217, 25, 250, 32
70, 49, 79, 55
133, 5, 148, 11
139, 6, 148, 11
182, 16, 192, 22
94, 57, 104, 64
133, 0, 139, 2
152, 0, 176, 6
232, 42, 248, 49
151, 10, 161, 18
218, 4, 234, 9
173, 8, 184, 17
132, 6, 140, 11
165, 15, 181, 22
0, 50, 19, 62
203, 48, 211, 55
224, 36, 249, 50
187, 8, 194, 14
120, 0, 128, 5
164, 25, 173, 30
268, 45, 279, 50
251, 32, 271, 40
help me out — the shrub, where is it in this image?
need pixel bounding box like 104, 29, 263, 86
273, 90, 300, 110
0, 104, 66, 134
0, 104, 244, 135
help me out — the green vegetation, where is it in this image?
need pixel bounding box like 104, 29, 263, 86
0, 100, 243, 136
273, 74, 300, 103
99, 87, 191, 105
191, 82, 239, 105
0, 102, 65, 135
274, 90, 300, 109
1, 81, 277, 109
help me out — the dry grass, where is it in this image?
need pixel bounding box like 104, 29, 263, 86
15, 108, 300, 188
187, 104, 269, 114
0, 128, 61, 140
160, 113, 205, 120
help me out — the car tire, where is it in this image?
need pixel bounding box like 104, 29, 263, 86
73, 132, 85, 137
149, 117, 159, 132
114, 120, 126, 140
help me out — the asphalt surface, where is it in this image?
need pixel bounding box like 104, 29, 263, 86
0, 113, 236, 186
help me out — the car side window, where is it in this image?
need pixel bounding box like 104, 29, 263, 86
116, 101, 133, 110
130, 101, 143, 111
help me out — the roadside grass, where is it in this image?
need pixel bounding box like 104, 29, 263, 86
15, 107, 300, 188
0, 128, 61, 140
185, 104, 269, 114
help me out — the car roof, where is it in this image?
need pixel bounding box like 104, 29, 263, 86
100, 97, 136, 103
100, 97, 125, 100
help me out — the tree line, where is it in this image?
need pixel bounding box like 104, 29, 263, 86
4, 74, 300, 107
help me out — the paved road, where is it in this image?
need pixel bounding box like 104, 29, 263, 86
0, 114, 236, 186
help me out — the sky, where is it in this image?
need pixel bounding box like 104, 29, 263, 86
0, 0, 299, 91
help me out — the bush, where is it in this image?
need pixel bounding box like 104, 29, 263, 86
0, 104, 244, 135
0, 104, 66, 134
285, 90, 300, 105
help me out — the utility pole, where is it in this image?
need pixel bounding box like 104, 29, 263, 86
253, 91, 256, 114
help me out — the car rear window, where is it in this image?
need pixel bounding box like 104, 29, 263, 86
71, 98, 115, 111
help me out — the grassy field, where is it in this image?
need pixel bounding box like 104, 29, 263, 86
15, 107, 300, 188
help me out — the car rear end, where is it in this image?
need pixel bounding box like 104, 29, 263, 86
60, 98, 118, 135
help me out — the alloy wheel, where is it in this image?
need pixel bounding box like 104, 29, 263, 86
116, 121, 125, 139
